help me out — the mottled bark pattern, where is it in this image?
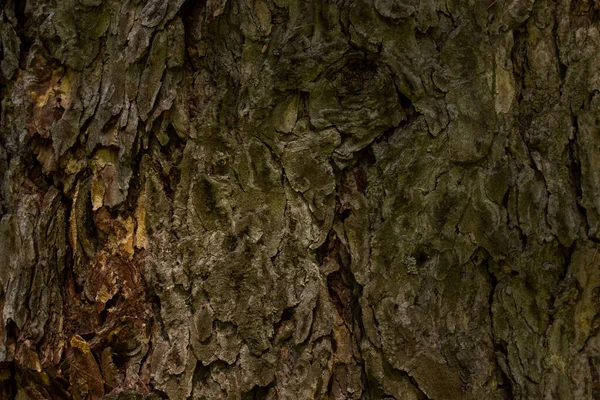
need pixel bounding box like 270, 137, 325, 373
0, 0, 599, 398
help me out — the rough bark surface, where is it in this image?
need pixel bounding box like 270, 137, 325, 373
1, 0, 599, 399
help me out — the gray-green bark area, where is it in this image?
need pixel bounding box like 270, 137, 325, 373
0, 0, 599, 398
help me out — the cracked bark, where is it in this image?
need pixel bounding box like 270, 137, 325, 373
1, 0, 600, 399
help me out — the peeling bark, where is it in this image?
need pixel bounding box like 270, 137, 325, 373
1, 0, 600, 398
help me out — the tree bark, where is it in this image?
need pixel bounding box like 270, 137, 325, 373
1, 0, 599, 398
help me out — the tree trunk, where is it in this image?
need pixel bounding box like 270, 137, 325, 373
1, 0, 599, 398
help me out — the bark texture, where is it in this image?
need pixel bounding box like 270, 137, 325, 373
1, 0, 600, 398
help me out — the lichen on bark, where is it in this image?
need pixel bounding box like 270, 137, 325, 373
0, 0, 599, 399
